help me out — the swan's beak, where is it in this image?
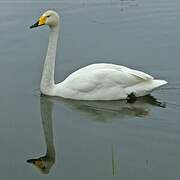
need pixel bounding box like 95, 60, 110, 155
30, 15, 47, 29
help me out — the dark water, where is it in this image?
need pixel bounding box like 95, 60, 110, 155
0, 0, 180, 179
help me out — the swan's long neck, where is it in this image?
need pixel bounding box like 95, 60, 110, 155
40, 25, 59, 95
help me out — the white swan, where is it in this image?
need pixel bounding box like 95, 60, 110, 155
30, 10, 167, 101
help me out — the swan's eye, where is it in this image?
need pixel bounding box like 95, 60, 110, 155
47, 15, 50, 18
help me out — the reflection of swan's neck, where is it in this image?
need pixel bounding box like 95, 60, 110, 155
43, 112, 55, 159
40, 25, 59, 95
27, 97, 55, 174
41, 97, 55, 159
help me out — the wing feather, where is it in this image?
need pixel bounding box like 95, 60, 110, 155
121, 67, 153, 80
62, 65, 153, 93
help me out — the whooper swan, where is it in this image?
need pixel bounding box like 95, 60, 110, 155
30, 10, 167, 101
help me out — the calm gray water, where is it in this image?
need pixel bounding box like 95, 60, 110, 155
0, 0, 180, 179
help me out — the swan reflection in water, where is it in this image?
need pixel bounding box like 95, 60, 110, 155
27, 94, 165, 174
60, 95, 165, 122
27, 96, 55, 174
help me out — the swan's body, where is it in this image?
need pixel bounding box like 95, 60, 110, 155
30, 10, 167, 101
54, 63, 166, 100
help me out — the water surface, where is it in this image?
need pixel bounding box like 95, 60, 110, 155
0, 0, 180, 179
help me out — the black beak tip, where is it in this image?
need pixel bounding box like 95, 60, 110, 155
30, 21, 39, 29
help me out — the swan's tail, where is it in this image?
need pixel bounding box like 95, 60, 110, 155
151, 79, 168, 89
139, 79, 168, 96
126, 79, 168, 97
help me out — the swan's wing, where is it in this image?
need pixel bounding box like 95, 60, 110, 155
62, 67, 152, 93
121, 66, 153, 80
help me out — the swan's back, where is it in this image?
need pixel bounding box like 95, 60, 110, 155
65, 63, 153, 81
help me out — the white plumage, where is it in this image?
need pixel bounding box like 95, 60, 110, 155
54, 63, 167, 100
30, 10, 167, 101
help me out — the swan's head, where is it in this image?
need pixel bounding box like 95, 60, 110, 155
30, 10, 59, 29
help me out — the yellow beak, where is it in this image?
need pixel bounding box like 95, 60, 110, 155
30, 15, 47, 29
38, 16, 47, 26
